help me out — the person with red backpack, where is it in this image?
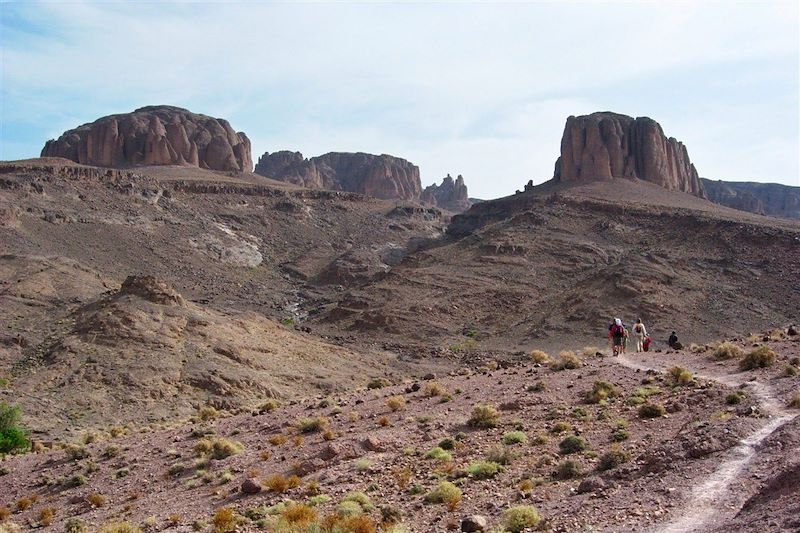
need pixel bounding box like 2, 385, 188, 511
608, 318, 624, 356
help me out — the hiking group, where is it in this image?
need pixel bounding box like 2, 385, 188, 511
608, 318, 657, 356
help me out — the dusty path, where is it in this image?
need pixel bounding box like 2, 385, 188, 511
615, 351, 798, 533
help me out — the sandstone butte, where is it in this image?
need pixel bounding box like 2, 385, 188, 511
41, 105, 252, 172
554, 111, 706, 197
421, 173, 472, 212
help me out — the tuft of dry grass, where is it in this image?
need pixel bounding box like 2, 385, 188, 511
264, 474, 301, 493
585, 381, 619, 404
529, 350, 550, 364
282, 503, 318, 526
467, 404, 500, 428
740, 346, 777, 370
386, 396, 406, 412
295, 417, 329, 434
787, 392, 800, 409
667, 366, 693, 386
638, 403, 666, 418
713, 342, 744, 360
425, 481, 462, 511
378, 416, 391, 427
38, 508, 56, 527
194, 437, 243, 459
211, 508, 238, 533
87, 493, 106, 508
423, 382, 447, 397
551, 351, 581, 371
391, 467, 412, 490
268, 434, 288, 446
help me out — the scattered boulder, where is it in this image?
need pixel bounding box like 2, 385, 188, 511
241, 478, 262, 494
577, 476, 607, 494
119, 275, 185, 306
41, 105, 252, 172
460, 515, 488, 532
363, 436, 386, 452
788, 325, 798, 336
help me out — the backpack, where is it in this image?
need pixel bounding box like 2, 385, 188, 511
634, 324, 643, 333
611, 324, 624, 337
643, 336, 652, 351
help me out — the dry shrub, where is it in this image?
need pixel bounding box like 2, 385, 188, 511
211, 508, 238, 533
555, 459, 582, 479
467, 404, 500, 428
15, 497, 34, 512
740, 346, 777, 370
529, 350, 550, 364
0, 507, 9, 522
259, 399, 281, 412
259, 451, 270, 461
582, 346, 599, 357
264, 474, 301, 493
714, 342, 744, 360
87, 493, 106, 508
38, 508, 56, 527
198, 406, 219, 421
667, 366, 693, 386
787, 392, 800, 409
386, 396, 406, 412
638, 403, 666, 419
423, 382, 447, 397
378, 416, 391, 427
347, 411, 360, 422
585, 381, 619, 404
551, 351, 581, 371
269, 434, 288, 446
597, 447, 630, 471
97, 522, 141, 533
392, 467, 412, 489
295, 417, 329, 433
168, 515, 181, 527
322, 429, 335, 441
282, 503, 317, 525
293, 436, 304, 447
194, 437, 243, 459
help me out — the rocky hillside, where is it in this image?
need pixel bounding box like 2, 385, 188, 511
702, 178, 800, 219
255, 151, 421, 201
41, 106, 252, 172
421, 174, 472, 213
554, 112, 705, 197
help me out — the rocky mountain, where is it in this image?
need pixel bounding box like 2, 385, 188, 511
554, 112, 705, 197
255, 151, 421, 201
702, 178, 800, 219
41, 105, 253, 172
420, 173, 472, 212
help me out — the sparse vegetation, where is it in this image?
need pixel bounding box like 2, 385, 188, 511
550, 351, 581, 371
367, 377, 392, 389
726, 391, 746, 405
64, 518, 88, 533
386, 396, 406, 411
269, 434, 288, 446
559, 435, 587, 455
502, 431, 527, 445
597, 447, 630, 471
714, 342, 744, 360
194, 437, 243, 459
527, 379, 546, 392
88, 493, 107, 507
503, 505, 542, 532
423, 381, 447, 397
97, 522, 142, 533
787, 392, 800, 409
556, 459, 582, 479
264, 474, 301, 493
211, 508, 239, 533
424, 447, 452, 462
467, 404, 500, 428
0, 402, 29, 454
529, 350, 550, 364
425, 481, 462, 510
638, 403, 666, 419
740, 346, 777, 370
294, 417, 329, 433
467, 460, 504, 479
667, 366, 693, 386
585, 380, 619, 404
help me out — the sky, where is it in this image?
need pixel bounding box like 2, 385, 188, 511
1, 1, 798, 199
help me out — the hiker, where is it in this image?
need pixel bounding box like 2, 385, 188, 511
633, 318, 648, 352
668, 331, 679, 349
608, 318, 624, 356
621, 323, 629, 354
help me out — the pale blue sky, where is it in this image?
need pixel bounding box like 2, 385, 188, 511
1, 1, 798, 198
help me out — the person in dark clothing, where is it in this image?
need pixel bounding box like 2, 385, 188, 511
668, 331, 678, 348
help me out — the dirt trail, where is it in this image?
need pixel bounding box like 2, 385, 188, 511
615, 352, 798, 533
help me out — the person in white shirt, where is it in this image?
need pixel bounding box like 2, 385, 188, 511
633, 318, 648, 352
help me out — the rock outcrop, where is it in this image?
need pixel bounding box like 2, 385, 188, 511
41, 105, 252, 172
553, 112, 705, 197
420, 174, 472, 212
701, 179, 800, 219
254, 151, 421, 201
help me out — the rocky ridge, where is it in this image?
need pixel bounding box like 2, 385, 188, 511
421, 173, 472, 212
702, 179, 800, 219
255, 151, 421, 201
41, 105, 252, 172
554, 112, 705, 197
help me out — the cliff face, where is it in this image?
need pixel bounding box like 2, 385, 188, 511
420, 174, 472, 212
702, 179, 800, 219
554, 112, 705, 197
255, 151, 422, 201
41, 105, 252, 172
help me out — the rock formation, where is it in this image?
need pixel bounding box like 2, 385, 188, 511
553, 112, 705, 197
420, 174, 472, 212
255, 151, 421, 201
702, 179, 800, 219
41, 105, 252, 172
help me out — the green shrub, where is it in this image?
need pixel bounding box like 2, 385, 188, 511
467, 460, 503, 479
502, 431, 527, 445
726, 392, 745, 405
714, 342, 744, 360
597, 447, 630, 471
585, 381, 619, 404
0, 403, 29, 454
550, 421, 570, 434
467, 404, 500, 428
559, 435, 587, 455
424, 447, 452, 462
485, 445, 516, 465
503, 505, 542, 532
341, 491, 374, 512
438, 437, 456, 450
424, 481, 462, 510
555, 459, 582, 479
740, 346, 777, 370
638, 403, 666, 419
610, 429, 629, 442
